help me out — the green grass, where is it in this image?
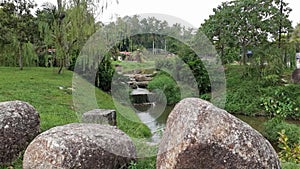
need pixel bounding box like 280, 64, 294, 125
0, 67, 77, 131
281, 162, 300, 169
0, 67, 151, 168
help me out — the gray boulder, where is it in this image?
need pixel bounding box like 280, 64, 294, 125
157, 98, 280, 169
23, 123, 136, 169
291, 69, 300, 83
134, 74, 152, 82
0, 100, 40, 165
82, 109, 117, 126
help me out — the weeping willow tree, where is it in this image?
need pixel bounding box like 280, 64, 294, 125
37, 0, 116, 74
22, 42, 38, 66
0, 0, 38, 69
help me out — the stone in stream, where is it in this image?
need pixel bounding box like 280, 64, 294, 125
82, 109, 117, 126
130, 88, 153, 104
157, 98, 280, 169
23, 123, 136, 169
0, 100, 40, 165
134, 74, 152, 82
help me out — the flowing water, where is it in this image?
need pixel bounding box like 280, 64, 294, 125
133, 103, 174, 143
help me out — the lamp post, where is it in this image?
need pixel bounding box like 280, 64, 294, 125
246, 50, 253, 58
246, 50, 253, 64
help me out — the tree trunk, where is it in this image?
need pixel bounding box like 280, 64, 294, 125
278, 0, 283, 49
164, 39, 167, 52
242, 45, 246, 65
220, 44, 225, 64
152, 39, 155, 55
58, 61, 63, 74
19, 43, 23, 70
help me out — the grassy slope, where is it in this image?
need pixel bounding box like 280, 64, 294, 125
0, 67, 151, 168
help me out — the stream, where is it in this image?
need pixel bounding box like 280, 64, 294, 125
133, 100, 300, 143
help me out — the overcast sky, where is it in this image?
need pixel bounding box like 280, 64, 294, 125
35, 0, 300, 28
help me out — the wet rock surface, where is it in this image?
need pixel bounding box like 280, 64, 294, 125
157, 98, 280, 169
23, 123, 136, 169
0, 100, 40, 165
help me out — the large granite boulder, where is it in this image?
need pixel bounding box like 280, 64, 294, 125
23, 123, 136, 169
0, 100, 40, 165
82, 109, 117, 126
157, 98, 280, 169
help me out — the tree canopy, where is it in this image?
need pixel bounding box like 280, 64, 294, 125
200, 0, 292, 65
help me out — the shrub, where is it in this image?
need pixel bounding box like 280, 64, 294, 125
260, 86, 300, 119
225, 80, 261, 115
155, 50, 211, 97
147, 72, 180, 105
278, 130, 300, 164
263, 118, 300, 146
261, 74, 280, 87
260, 90, 297, 119
95, 54, 115, 92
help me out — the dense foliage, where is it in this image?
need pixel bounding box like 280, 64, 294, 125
264, 118, 300, 146
278, 130, 300, 163
148, 72, 181, 105
0, 0, 38, 69
200, 0, 293, 65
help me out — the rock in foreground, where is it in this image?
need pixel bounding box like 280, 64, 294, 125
82, 109, 117, 126
23, 123, 136, 169
0, 100, 40, 165
157, 98, 280, 169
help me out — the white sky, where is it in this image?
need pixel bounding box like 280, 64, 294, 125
35, 0, 300, 27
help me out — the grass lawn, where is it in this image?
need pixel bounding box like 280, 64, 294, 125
0, 67, 151, 168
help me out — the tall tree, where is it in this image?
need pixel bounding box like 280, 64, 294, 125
200, 2, 237, 64
0, 0, 37, 69
200, 0, 292, 65
39, 0, 115, 74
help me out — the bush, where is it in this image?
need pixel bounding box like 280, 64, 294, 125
95, 54, 115, 92
278, 130, 300, 164
261, 74, 280, 87
261, 86, 300, 119
263, 118, 300, 146
148, 72, 180, 105
226, 65, 300, 118
260, 90, 298, 119
155, 50, 211, 97
225, 80, 261, 115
